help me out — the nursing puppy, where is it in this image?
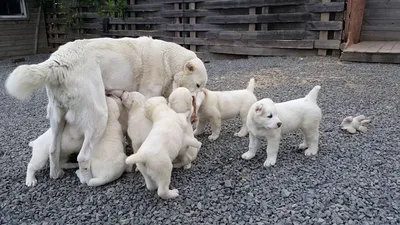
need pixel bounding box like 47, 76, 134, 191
242, 86, 322, 167
5, 36, 207, 180
168, 88, 201, 169
76, 97, 128, 186
194, 78, 257, 141
125, 97, 202, 199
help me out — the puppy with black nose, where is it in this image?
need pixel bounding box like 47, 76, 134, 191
242, 86, 322, 167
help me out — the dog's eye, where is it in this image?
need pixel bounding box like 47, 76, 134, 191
267, 114, 273, 118
196, 84, 200, 88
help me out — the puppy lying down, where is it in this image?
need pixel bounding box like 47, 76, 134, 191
242, 86, 322, 167
26, 97, 129, 187
76, 96, 128, 186
194, 78, 257, 141
125, 97, 202, 200
121, 88, 200, 169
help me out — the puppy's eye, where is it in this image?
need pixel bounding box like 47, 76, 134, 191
196, 84, 200, 88
267, 114, 273, 118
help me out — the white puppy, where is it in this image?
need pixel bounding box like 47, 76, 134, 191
242, 86, 322, 167
125, 97, 202, 200
76, 96, 128, 186
194, 78, 257, 141
25, 125, 83, 187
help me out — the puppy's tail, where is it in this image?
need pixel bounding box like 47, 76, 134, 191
125, 152, 147, 164
5, 60, 60, 101
246, 78, 256, 93
305, 85, 321, 103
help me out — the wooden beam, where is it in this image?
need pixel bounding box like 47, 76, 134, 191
344, 0, 366, 48
317, 0, 331, 56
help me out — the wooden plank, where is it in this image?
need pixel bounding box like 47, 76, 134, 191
204, 13, 311, 24
309, 2, 345, 13
189, 2, 197, 52
391, 42, 400, 53
164, 0, 205, 3
378, 41, 397, 53
162, 9, 216, 17
362, 25, 400, 32
206, 30, 316, 40
361, 31, 400, 42
340, 52, 400, 64
363, 9, 400, 20
317, 0, 330, 56
365, 41, 385, 53
307, 21, 342, 31
343, 41, 374, 52
0, 38, 47, 48
366, 1, 400, 9
198, 0, 306, 9
206, 39, 314, 49
107, 29, 166, 38
174, 3, 180, 38
248, 8, 256, 31
314, 40, 341, 49
0, 34, 47, 42
208, 45, 317, 56
125, 3, 162, 12
261, 6, 269, 31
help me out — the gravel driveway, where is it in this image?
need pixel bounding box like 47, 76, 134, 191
1, 54, 399, 225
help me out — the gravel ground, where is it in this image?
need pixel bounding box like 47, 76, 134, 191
1, 54, 399, 225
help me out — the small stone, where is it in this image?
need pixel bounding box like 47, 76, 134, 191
281, 189, 291, 197
197, 202, 202, 210
225, 180, 232, 188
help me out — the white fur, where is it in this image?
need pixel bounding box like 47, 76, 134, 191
125, 97, 202, 200
76, 97, 128, 186
340, 115, 370, 133
242, 86, 322, 167
194, 78, 257, 141
5, 36, 208, 179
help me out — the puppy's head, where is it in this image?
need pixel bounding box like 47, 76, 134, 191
106, 96, 121, 119
121, 91, 146, 110
174, 58, 208, 96
251, 99, 282, 129
168, 87, 193, 114
144, 96, 168, 119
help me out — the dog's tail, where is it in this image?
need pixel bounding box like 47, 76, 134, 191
125, 152, 147, 164
5, 60, 61, 101
305, 85, 321, 103
246, 78, 256, 93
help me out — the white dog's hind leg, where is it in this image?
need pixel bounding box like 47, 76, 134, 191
298, 130, 309, 150
234, 112, 249, 137
149, 162, 179, 200
26, 146, 49, 186
184, 136, 202, 149
304, 127, 320, 156
241, 133, 260, 160
49, 113, 66, 179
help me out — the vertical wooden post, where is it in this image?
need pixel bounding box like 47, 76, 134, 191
248, 7, 256, 58
344, 0, 366, 48
174, 3, 180, 38
318, 0, 330, 56
189, 2, 196, 52
261, 6, 269, 31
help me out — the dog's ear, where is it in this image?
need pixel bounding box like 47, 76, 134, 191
184, 61, 195, 74
255, 104, 264, 115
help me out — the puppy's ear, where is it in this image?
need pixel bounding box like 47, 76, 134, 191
184, 61, 195, 74
255, 104, 264, 115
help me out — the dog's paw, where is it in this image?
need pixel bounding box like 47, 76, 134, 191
305, 148, 318, 156
163, 189, 179, 200
263, 158, 276, 167
183, 163, 192, 170
241, 151, 256, 160
26, 176, 37, 187
50, 167, 64, 179
208, 135, 219, 141
298, 142, 308, 150
234, 131, 247, 137
75, 170, 86, 184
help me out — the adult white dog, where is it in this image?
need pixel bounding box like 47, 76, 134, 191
242, 86, 322, 167
125, 97, 202, 200
194, 78, 257, 141
5, 36, 208, 180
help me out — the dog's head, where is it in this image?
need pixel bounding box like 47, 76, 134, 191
251, 98, 282, 129
121, 91, 146, 110
106, 96, 121, 119
168, 87, 193, 114
174, 58, 208, 96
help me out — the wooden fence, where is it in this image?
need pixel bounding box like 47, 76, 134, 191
44, 0, 346, 59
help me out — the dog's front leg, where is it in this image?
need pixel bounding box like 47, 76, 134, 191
241, 132, 260, 160
49, 110, 66, 179
208, 115, 222, 141
263, 132, 281, 167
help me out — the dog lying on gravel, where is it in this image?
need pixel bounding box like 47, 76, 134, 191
242, 86, 322, 167
76, 96, 129, 186
5, 36, 207, 181
125, 97, 202, 200
194, 78, 257, 141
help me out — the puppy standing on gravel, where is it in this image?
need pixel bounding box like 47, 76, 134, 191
76, 97, 128, 186
242, 86, 322, 167
125, 97, 202, 200
194, 78, 257, 141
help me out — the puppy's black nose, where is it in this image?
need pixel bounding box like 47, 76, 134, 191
277, 122, 282, 128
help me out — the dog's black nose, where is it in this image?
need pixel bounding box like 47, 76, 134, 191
277, 122, 282, 128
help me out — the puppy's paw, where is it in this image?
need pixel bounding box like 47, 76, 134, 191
234, 131, 248, 137
163, 189, 179, 200
26, 176, 37, 187
305, 148, 318, 156
241, 151, 256, 160
50, 167, 64, 179
263, 158, 276, 167
183, 163, 192, 170
298, 142, 308, 150
75, 170, 86, 184
208, 135, 219, 141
